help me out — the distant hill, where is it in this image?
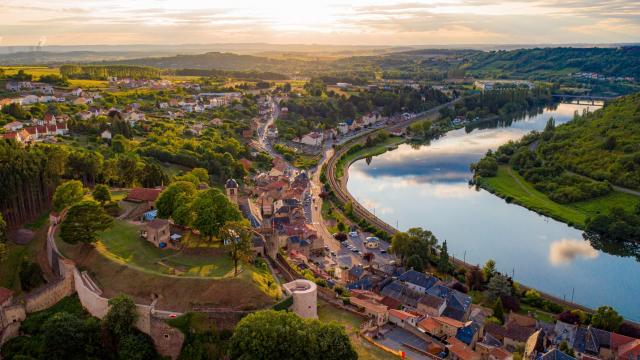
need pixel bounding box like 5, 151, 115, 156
467, 47, 640, 79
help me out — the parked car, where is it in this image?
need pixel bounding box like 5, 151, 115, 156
349, 231, 359, 237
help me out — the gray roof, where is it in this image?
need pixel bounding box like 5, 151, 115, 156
225, 178, 239, 188
399, 270, 437, 291
538, 349, 576, 360
419, 293, 446, 309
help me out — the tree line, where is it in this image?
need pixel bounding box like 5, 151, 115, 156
60, 65, 162, 80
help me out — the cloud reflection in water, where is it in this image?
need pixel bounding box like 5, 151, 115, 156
549, 238, 598, 266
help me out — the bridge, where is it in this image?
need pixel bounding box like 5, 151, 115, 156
552, 94, 617, 104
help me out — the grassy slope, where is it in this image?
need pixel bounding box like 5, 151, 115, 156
480, 166, 640, 228
317, 300, 400, 360
0, 215, 49, 292
336, 136, 404, 178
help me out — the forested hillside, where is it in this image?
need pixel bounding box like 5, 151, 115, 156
467, 47, 640, 79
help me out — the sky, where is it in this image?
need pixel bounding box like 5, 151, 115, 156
1, 0, 639, 46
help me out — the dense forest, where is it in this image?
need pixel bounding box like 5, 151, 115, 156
467, 47, 640, 79
60, 64, 162, 80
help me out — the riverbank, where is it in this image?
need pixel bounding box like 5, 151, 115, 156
478, 165, 640, 229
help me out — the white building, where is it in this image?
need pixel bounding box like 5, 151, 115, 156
283, 279, 317, 319
295, 131, 323, 146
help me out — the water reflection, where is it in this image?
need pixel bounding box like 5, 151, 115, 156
549, 239, 599, 266
347, 103, 640, 320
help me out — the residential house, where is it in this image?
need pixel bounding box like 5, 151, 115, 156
426, 284, 472, 321
380, 280, 423, 309
572, 326, 612, 359
242, 129, 254, 139
71, 88, 83, 97
456, 322, 481, 347
101, 130, 112, 141
388, 309, 420, 329
210, 118, 223, 126
448, 337, 481, 360
294, 131, 323, 146
124, 187, 163, 212
337, 122, 349, 134
349, 291, 388, 326
3, 121, 23, 132
399, 270, 438, 293
616, 339, 640, 360
538, 349, 576, 360
417, 316, 465, 338
348, 265, 366, 283
141, 219, 174, 248
417, 294, 447, 317
503, 321, 536, 351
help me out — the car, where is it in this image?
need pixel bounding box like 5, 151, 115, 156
351, 248, 358, 253
349, 231, 358, 237
380, 249, 387, 254
355, 250, 361, 255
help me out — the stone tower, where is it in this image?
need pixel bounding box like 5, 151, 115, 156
224, 178, 238, 205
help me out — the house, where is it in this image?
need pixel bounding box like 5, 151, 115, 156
337, 122, 349, 134
426, 285, 472, 321
503, 321, 536, 351
572, 326, 612, 359
538, 349, 576, 360
616, 339, 640, 360
142, 219, 171, 248
388, 309, 420, 329
294, 131, 323, 146
380, 280, 422, 309
348, 265, 366, 283
456, 322, 480, 347
252, 235, 265, 257
448, 337, 481, 360
417, 294, 447, 317
399, 270, 437, 293
210, 118, 223, 126
125, 188, 163, 212
101, 129, 112, 141
3, 121, 23, 132
349, 292, 388, 326
71, 88, 83, 97
418, 316, 465, 338
242, 129, 254, 139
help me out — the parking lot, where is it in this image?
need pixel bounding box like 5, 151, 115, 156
336, 231, 395, 267
376, 326, 433, 360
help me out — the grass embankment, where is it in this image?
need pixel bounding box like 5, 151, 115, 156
335, 136, 405, 179
55, 219, 279, 311
317, 300, 400, 360
479, 165, 640, 228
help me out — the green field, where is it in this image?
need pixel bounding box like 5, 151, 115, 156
68, 79, 109, 88
57, 219, 239, 278
480, 166, 640, 228
336, 136, 405, 178
317, 300, 400, 360
0, 66, 59, 79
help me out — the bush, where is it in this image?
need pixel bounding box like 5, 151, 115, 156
19, 261, 44, 292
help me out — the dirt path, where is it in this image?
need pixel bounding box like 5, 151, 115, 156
506, 167, 536, 197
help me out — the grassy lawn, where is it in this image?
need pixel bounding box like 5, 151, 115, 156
336, 136, 404, 178
479, 165, 640, 228
519, 304, 556, 323
54, 219, 279, 311
317, 300, 400, 360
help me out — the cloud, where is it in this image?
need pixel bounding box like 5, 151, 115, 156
549, 238, 598, 266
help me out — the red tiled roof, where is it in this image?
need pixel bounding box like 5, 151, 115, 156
389, 309, 417, 321
380, 296, 402, 310
0, 287, 14, 304
449, 338, 480, 360
418, 317, 441, 333
618, 339, 640, 359
125, 188, 162, 202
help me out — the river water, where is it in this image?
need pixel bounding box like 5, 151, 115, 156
347, 103, 640, 321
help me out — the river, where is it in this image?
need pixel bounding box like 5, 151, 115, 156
347, 103, 640, 321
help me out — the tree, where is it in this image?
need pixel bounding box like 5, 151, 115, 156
591, 306, 623, 332
465, 266, 484, 291
406, 254, 424, 272
192, 189, 242, 242
559, 340, 575, 357
437, 240, 450, 274
116, 154, 139, 187
221, 221, 253, 276
483, 259, 497, 282
492, 298, 505, 324
487, 274, 513, 301
42, 312, 101, 360
155, 181, 197, 219
60, 200, 113, 244
117, 333, 157, 360
104, 294, 138, 338
111, 134, 127, 153
229, 310, 356, 360
190, 168, 210, 185
92, 184, 111, 205
0, 214, 7, 264
139, 161, 168, 188
52, 180, 85, 212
